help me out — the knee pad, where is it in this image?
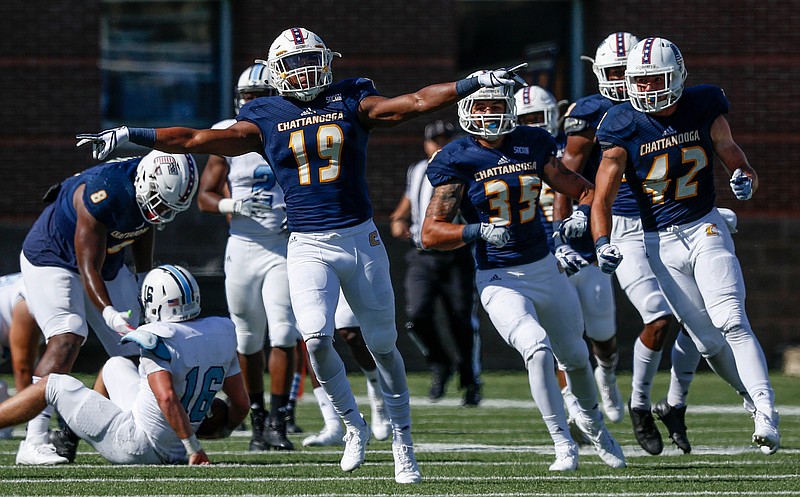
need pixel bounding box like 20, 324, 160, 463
361, 326, 397, 355
44, 374, 84, 405
304, 335, 334, 362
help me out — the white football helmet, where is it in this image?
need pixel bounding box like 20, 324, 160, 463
583, 32, 640, 102
514, 86, 558, 136
625, 37, 688, 113
235, 63, 275, 114
134, 150, 198, 225
140, 264, 201, 323
260, 27, 341, 102
458, 70, 516, 140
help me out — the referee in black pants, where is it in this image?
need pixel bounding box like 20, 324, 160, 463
389, 121, 482, 406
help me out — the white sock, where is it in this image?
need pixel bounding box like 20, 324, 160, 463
371, 348, 412, 431
667, 331, 701, 407
318, 366, 363, 429
565, 360, 600, 414
630, 337, 662, 410
362, 367, 385, 413
313, 387, 341, 431
724, 326, 775, 414
25, 376, 53, 445
526, 350, 570, 446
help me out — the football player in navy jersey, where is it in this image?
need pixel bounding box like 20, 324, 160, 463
554, 33, 640, 428
76, 26, 524, 484
592, 37, 780, 455
17, 151, 197, 465
422, 73, 626, 471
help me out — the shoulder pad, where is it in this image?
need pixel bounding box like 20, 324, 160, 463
563, 117, 589, 134
122, 329, 172, 361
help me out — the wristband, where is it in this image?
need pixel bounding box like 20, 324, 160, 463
128, 127, 157, 148
576, 203, 590, 216
462, 223, 481, 243
181, 434, 202, 455
217, 198, 236, 214
551, 220, 565, 247
456, 77, 481, 97
595, 236, 611, 250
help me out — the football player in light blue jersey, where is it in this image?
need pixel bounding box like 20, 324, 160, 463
17, 151, 197, 465
592, 37, 779, 455
0, 265, 249, 465
76, 26, 524, 484
422, 74, 626, 471
198, 64, 301, 452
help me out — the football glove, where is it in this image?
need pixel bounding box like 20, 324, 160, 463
218, 196, 271, 218
477, 68, 517, 89
596, 243, 623, 274
558, 207, 589, 239
729, 168, 753, 201
555, 245, 590, 276
102, 306, 136, 336
76, 126, 130, 161
480, 223, 510, 248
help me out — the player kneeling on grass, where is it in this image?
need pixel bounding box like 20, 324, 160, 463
0, 265, 249, 465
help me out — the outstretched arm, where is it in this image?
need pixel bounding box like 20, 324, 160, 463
77, 121, 263, 161
358, 67, 519, 129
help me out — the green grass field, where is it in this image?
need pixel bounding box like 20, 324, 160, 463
0, 370, 797, 496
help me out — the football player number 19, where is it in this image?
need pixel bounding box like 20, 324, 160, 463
289, 124, 343, 185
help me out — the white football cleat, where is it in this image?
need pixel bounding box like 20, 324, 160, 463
576, 411, 626, 468
549, 441, 579, 471
594, 366, 624, 423
302, 424, 345, 447
340, 421, 371, 472
393, 442, 422, 483
752, 410, 780, 455
16, 440, 69, 465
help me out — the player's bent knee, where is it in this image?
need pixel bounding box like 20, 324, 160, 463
361, 327, 397, 355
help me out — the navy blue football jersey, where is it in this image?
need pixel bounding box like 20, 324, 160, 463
427, 126, 556, 270
237, 78, 379, 232
596, 85, 729, 232
566, 93, 638, 217
22, 158, 150, 280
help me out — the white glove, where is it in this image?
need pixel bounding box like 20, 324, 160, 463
555, 245, 590, 276
480, 223, 510, 248
76, 126, 130, 161
729, 168, 753, 200
477, 68, 516, 89
558, 209, 589, 239
102, 306, 136, 336
218, 196, 271, 218
596, 243, 623, 274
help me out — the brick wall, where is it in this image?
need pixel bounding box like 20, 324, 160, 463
1, 0, 797, 372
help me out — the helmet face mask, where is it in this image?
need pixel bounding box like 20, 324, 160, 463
589, 32, 640, 102
514, 86, 558, 136
134, 151, 198, 226
263, 27, 340, 102
235, 63, 275, 114
625, 37, 688, 113
458, 71, 517, 140
140, 265, 201, 323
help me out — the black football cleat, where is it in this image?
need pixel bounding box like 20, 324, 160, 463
653, 399, 691, 454
628, 400, 663, 455
249, 409, 269, 451
263, 411, 294, 451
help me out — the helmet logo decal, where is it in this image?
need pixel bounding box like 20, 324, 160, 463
641, 37, 655, 64
670, 44, 683, 66
290, 27, 305, 45
615, 32, 627, 57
